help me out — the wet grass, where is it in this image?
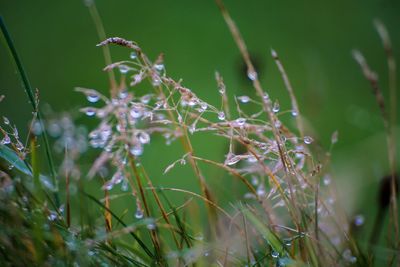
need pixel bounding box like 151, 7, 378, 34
0, 1, 398, 266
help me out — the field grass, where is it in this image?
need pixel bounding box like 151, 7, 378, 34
0, 1, 399, 266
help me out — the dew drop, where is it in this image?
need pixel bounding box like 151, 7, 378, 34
140, 94, 152, 104
291, 109, 298, 117
152, 76, 161, 86
146, 222, 156, 230
247, 155, 258, 163
3, 116, 10, 125
272, 100, 280, 113
48, 211, 58, 221
271, 251, 279, 258
256, 185, 265, 197
87, 94, 100, 103
112, 172, 124, 185
247, 70, 258, 81
238, 95, 250, 103
303, 136, 313, 145
118, 64, 130, 74
1, 135, 11, 145
130, 51, 137, 59
236, 117, 246, 127
137, 131, 150, 144
217, 111, 225, 121
103, 182, 114, 191
15, 141, 24, 151
130, 107, 142, 119
118, 90, 128, 99
200, 102, 207, 111
135, 208, 144, 219
353, 214, 365, 226
283, 238, 292, 247
218, 85, 226, 95
130, 145, 143, 156
154, 63, 164, 71
84, 108, 96, 117
188, 124, 196, 134
32, 121, 42, 135
323, 175, 331, 185
225, 154, 241, 166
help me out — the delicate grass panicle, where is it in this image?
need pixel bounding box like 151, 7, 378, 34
0, 0, 398, 266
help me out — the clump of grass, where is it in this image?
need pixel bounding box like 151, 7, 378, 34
0, 1, 398, 266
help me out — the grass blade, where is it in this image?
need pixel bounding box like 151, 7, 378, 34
82, 191, 155, 259
0, 16, 59, 206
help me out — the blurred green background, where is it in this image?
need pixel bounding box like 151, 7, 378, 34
1, 0, 400, 245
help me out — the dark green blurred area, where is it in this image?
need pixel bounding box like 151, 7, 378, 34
1, 0, 400, 243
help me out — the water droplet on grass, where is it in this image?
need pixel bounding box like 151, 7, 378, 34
247, 70, 258, 81
3, 116, 10, 125
130, 51, 137, 59
323, 175, 331, 185
137, 131, 150, 144
354, 214, 365, 226
272, 100, 280, 113
271, 251, 279, 258
118, 90, 128, 99
130, 107, 142, 119
130, 145, 143, 156
225, 155, 241, 166
238, 95, 250, 103
218, 86, 226, 95
84, 108, 96, 117
87, 94, 100, 103
140, 94, 152, 104
1, 135, 11, 145
218, 111, 225, 121
303, 136, 313, 144
48, 211, 58, 221
154, 63, 164, 71
236, 117, 246, 127
146, 222, 157, 230
118, 64, 130, 74
200, 102, 207, 111
135, 208, 144, 219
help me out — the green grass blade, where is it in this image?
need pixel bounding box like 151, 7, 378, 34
240, 204, 287, 256
158, 189, 193, 248
0, 16, 59, 206
0, 144, 32, 176
82, 191, 155, 259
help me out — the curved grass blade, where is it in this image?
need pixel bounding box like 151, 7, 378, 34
0, 144, 32, 176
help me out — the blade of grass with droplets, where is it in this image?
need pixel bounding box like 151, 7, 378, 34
0, 144, 32, 176
0, 16, 59, 206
